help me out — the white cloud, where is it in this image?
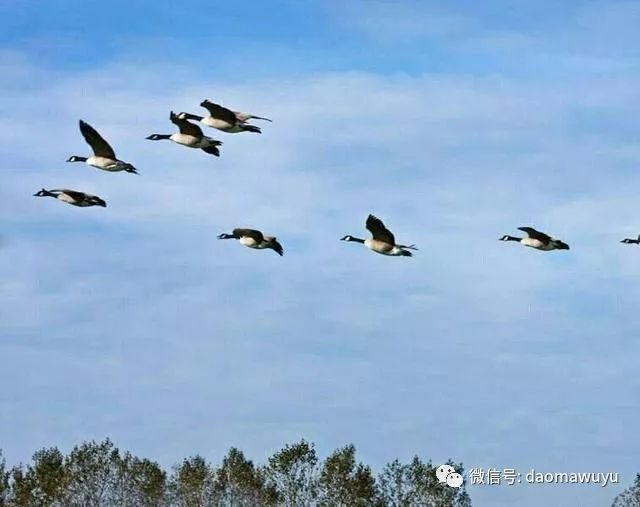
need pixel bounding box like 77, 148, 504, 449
1, 41, 640, 507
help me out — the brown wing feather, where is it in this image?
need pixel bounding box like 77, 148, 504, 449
269, 238, 284, 256
170, 111, 204, 137
200, 100, 237, 124
366, 214, 396, 244
79, 120, 116, 159
518, 227, 551, 245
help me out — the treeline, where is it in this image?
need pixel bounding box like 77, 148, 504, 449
0, 439, 471, 506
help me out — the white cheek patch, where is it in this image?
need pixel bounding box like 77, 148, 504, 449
436, 465, 455, 483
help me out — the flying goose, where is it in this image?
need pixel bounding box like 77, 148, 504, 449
217, 229, 283, 256
500, 227, 570, 251
146, 112, 223, 156
67, 120, 138, 174
341, 214, 417, 256
33, 188, 106, 207
621, 234, 640, 245
178, 100, 271, 134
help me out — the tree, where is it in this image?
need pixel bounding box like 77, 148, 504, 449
28, 447, 68, 505
126, 455, 166, 507
213, 447, 277, 506
377, 459, 415, 506
63, 438, 124, 506
612, 474, 640, 507
0, 439, 472, 506
266, 440, 318, 507
168, 455, 214, 507
376, 457, 471, 507
318, 444, 379, 506
0, 451, 9, 507
9, 466, 33, 507
111, 451, 166, 507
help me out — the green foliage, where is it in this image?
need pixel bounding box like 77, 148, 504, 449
318, 444, 378, 506
168, 455, 214, 507
213, 447, 277, 506
0, 440, 472, 506
0, 451, 9, 507
266, 440, 318, 506
612, 474, 640, 507
378, 457, 471, 507
30, 447, 68, 505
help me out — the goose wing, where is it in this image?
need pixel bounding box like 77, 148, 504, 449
51, 189, 87, 202
266, 237, 284, 256
170, 111, 204, 137
518, 227, 551, 245
79, 120, 116, 159
233, 228, 265, 243
200, 100, 237, 124
366, 214, 396, 244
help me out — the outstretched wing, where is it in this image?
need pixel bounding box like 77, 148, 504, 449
79, 120, 116, 159
170, 111, 204, 137
366, 214, 395, 244
233, 228, 265, 243
200, 100, 237, 124
518, 227, 551, 245
201, 145, 221, 156
267, 237, 284, 256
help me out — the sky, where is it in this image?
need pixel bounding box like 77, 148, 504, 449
1, 1, 640, 505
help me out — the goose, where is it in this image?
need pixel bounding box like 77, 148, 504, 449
146, 111, 223, 156
217, 229, 283, 256
341, 214, 417, 256
67, 120, 138, 174
621, 234, 640, 245
500, 227, 569, 251
178, 100, 271, 134
33, 188, 106, 207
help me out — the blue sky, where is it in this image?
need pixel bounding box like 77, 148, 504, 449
1, 1, 640, 505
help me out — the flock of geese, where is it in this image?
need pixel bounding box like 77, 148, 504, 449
33, 99, 640, 256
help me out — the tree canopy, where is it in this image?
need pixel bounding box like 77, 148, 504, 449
0, 440, 471, 506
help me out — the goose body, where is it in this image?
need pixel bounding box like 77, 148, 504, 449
146, 112, 223, 156
177, 100, 270, 134
218, 228, 283, 256
67, 120, 138, 174
621, 235, 640, 245
33, 188, 106, 207
341, 214, 417, 257
500, 227, 569, 251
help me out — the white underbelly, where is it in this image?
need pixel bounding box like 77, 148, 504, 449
522, 238, 551, 250
203, 117, 234, 130
87, 156, 120, 170
57, 194, 77, 204
171, 133, 201, 147
240, 237, 260, 248
365, 238, 394, 255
